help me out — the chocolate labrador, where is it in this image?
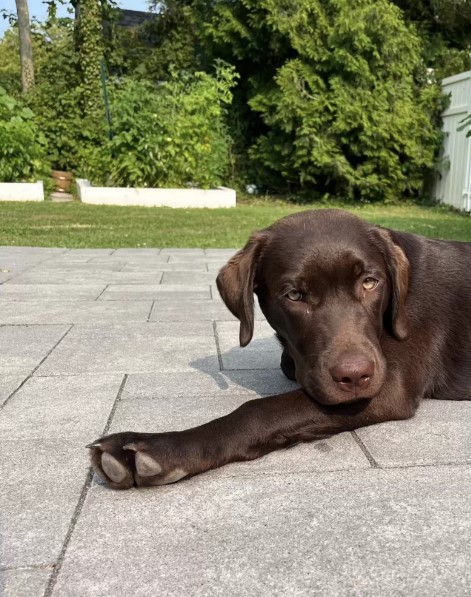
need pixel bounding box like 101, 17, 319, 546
88, 209, 471, 489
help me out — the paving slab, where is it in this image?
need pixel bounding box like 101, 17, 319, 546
0, 284, 105, 300
0, 273, 13, 283
9, 271, 164, 285
53, 466, 471, 597
0, 247, 66, 255
35, 323, 219, 375
160, 248, 205, 255
1, 245, 470, 597
0, 300, 153, 325
150, 299, 237, 321
161, 271, 218, 285
0, 438, 91, 569
0, 325, 69, 375
64, 321, 215, 339
356, 398, 471, 467
31, 261, 126, 271
207, 261, 231, 271
122, 369, 298, 400
0, 375, 122, 569
0, 567, 52, 597
89, 255, 169, 264
168, 255, 231, 262
122, 261, 209, 272
112, 248, 161, 256
216, 321, 281, 370
98, 284, 210, 301
0, 374, 123, 440
65, 249, 115, 257
205, 248, 237, 256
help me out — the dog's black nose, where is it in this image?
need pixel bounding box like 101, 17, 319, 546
329, 354, 375, 392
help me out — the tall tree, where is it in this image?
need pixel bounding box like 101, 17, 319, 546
15, 0, 35, 92
197, 0, 442, 201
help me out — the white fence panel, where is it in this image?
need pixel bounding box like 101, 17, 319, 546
433, 70, 471, 212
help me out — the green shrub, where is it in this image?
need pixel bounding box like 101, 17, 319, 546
82, 62, 238, 188
201, 0, 443, 201
26, 18, 107, 173
0, 87, 48, 182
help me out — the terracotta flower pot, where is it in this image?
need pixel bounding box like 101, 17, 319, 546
51, 169, 73, 193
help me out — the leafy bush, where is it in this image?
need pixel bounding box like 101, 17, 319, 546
26, 18, 107, 172
0, 87, 48, 182
201, 0, 443, 201
82, 62, 238, 188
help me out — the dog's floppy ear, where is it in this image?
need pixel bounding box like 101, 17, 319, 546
369, 227, 410, 341
216, 231, 269, 347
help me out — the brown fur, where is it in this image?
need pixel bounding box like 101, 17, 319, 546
89, 210, 471, 489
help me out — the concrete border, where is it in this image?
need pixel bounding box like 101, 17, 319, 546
0, 181, 44, 201
76, 179, 236, 208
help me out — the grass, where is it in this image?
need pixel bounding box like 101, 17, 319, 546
0, 198, 470, 248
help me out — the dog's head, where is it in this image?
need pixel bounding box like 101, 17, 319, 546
216, 209, 409, 406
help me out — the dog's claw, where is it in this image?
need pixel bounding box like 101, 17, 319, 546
86, 442, 102, 449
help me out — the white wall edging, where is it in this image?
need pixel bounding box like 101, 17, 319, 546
77, 179, 236, 208
0, 181, 44, 202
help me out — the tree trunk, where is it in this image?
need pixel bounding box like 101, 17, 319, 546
15, 0, 35, 93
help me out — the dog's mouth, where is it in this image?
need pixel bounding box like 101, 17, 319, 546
307, 389, 376, 406
298, 373, 384, 406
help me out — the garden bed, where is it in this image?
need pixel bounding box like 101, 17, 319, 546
0, 181, 44, 201
76, 179, 236, 208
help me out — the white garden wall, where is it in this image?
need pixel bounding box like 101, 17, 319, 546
433, 70, 471, 212
0, 181, 44, 201
77, 179, 236, 208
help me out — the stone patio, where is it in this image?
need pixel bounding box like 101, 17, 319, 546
0, 246, 470, 596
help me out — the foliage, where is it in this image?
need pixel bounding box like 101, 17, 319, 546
0, 29, 22, 95
0, 25, 50, 96
76, 0, 104, 113
392, 0, 471, 50
82, 63, 238, 188
200, 0, 443, 201
1, 0, 468, 198
25, 18, 107, 172
0, 86, 48, 181
392, 0, 471, 80
457, 114, 471, 138
108, 1, 201, 81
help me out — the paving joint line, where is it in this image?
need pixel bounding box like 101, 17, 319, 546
94, 284, 109, 301
43, 374, 128, 597
0, 324, 73, 413
147, 300, 156, 322
212, 321, 225, 371
1, 563, 54, 572
351, 430, 380, 468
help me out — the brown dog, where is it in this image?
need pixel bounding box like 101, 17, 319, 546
88, 209, 471, 489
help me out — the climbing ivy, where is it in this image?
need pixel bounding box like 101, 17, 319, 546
76, 0, 104, 114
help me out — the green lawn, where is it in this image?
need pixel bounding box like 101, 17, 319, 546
0, 199, 470, 248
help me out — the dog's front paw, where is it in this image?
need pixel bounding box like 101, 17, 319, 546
87, 432, 191, 490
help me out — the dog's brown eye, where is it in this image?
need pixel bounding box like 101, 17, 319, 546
286, 290, 302, 301
362, 277, 378, 290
